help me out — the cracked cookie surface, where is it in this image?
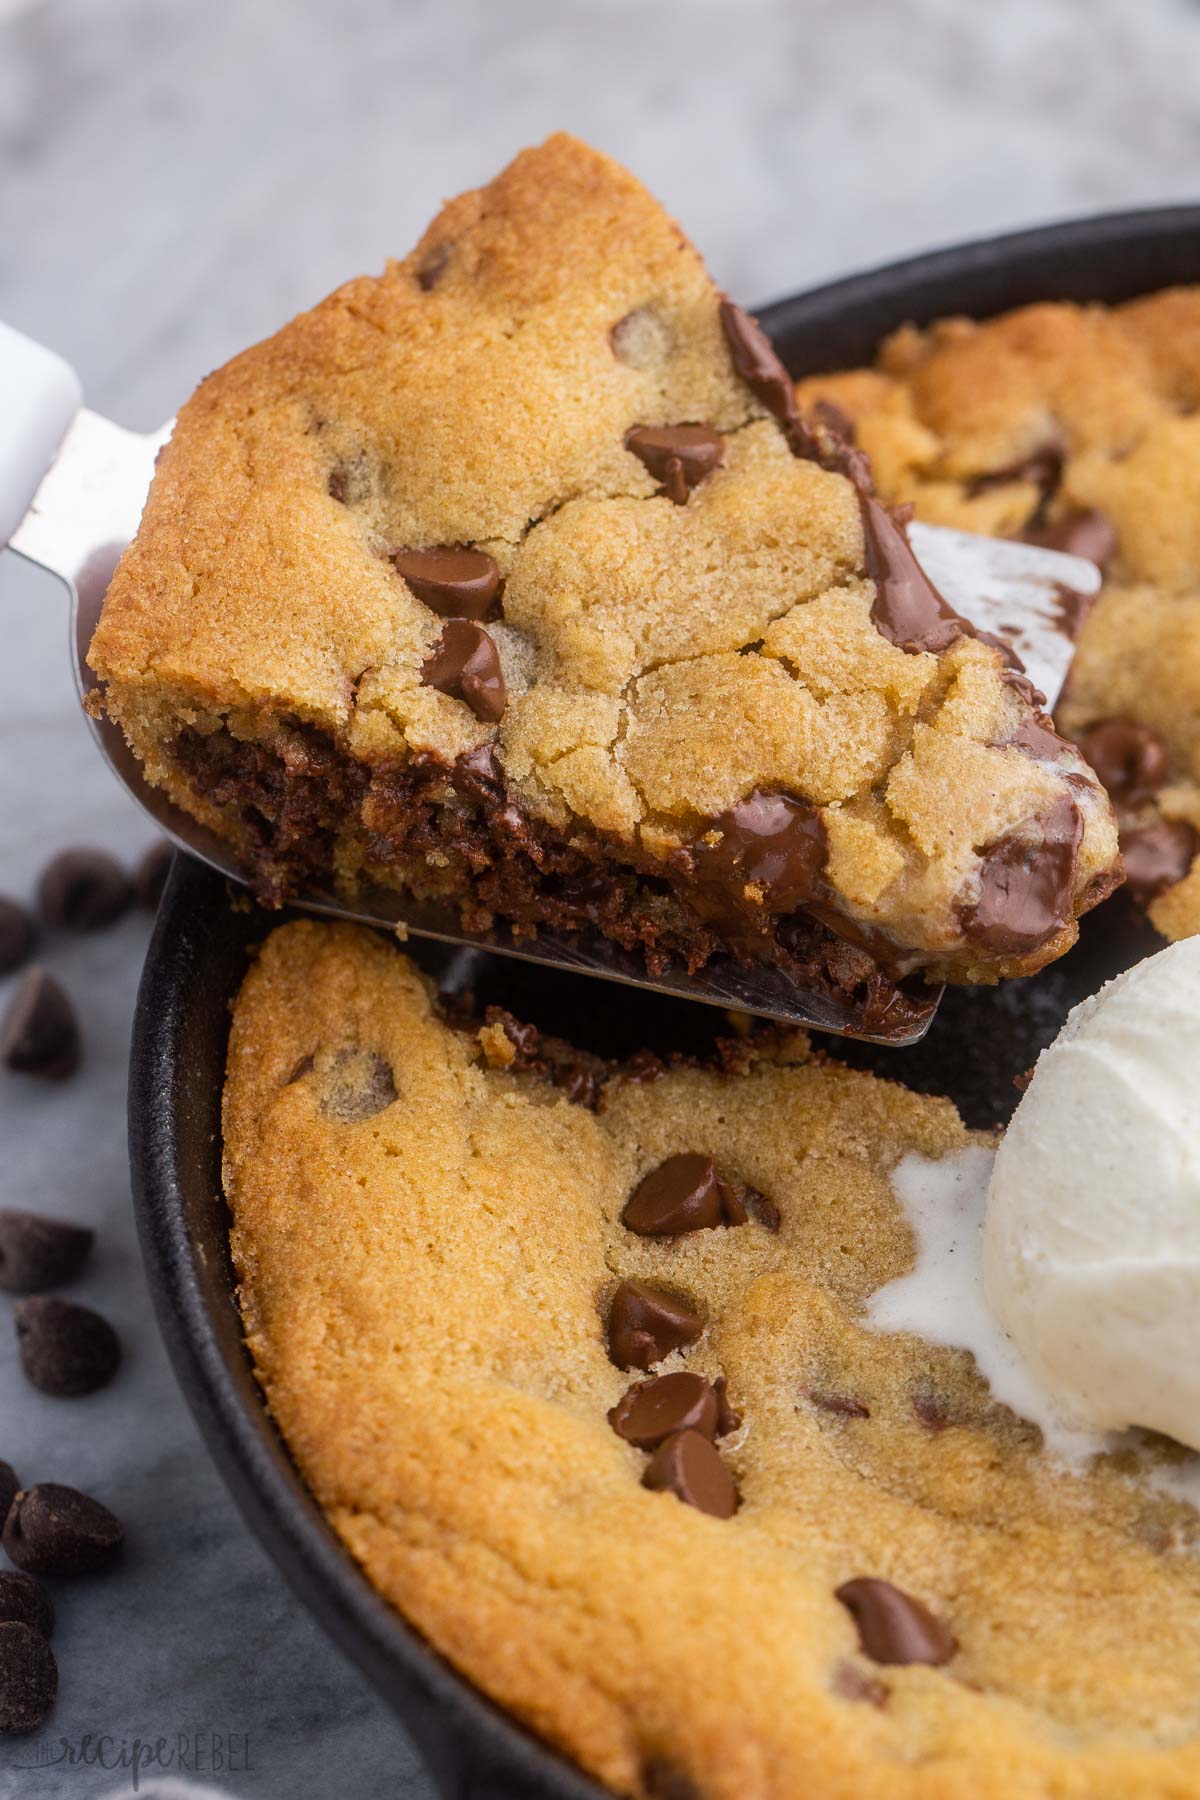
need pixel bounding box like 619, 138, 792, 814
89, 135, 1117, 985
224, 922, 1200, 1800
795, 289, 1200, 940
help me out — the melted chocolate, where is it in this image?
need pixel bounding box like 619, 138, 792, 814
858, 493, 972, 656
625, 424, 725, 504
1020, 506, 1116, 572
393, 547, 501, 621
1077, 720, 1169, 809
692, 790, 827, 917
421, 621, 507, 723
1121, 819, 1198, 904
964, 794, 1083, 955
718, 299, 797, 429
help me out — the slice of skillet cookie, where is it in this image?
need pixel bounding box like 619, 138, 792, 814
224, 922, 1200, 1800
90, 136, 1119, 998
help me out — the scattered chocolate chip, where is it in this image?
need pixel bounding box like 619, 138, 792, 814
0, 969, 80, 1080
739, 1185, 781, 1232
1077, 720, 1169, 809
0, 1210, 93, 1294
37, 848, 133, 932
421, 620, 507, 723
0, 1573, 53, 1640
1001, 668, 1047, 711
607, 1280, 703, 1372
969, 435, 1065, 500
319, 1049, 397, 1123
622, 1153, 746, 1236
416, 241, 452, 291
0, 1463, 16, 1524
805, 1388, 871, 1420
642, 1429, 738, 1518
835, 1577, 956, 1667
0, 899, 35, 976
964, 794, 1082, 955
831, 1661, 888, 1707
609, 1372, 721, 1448
1003, 714, 1071, 761
2, 1484, 124, 1576
859, 492, 971, 657
718, 298, 796, 428
1121, 819, 1198, 904
0, 1621, 57, 1732
693, 790, 827, 918
625, 424, 725, 504
712, 1376, 741, 1436
552, 1063, 599, 1108
393, 547, 501, 621
134, 839, 174, 910
1020, 506, 1116, 572
15, 1297, 121, 1398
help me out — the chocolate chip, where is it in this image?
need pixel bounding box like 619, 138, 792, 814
693, 790, 827, 917
607, 1280, 703, 1372
1021, 506, 1116, 572
421, 620, 507, 723
319, 1049, 397, 1123
622, 1153, 746, 1236
2, 1484, 123, 1576
0, 1573, 53, 1640
812, 399, 857, 445
970, 437, 1065, 500
394, 547, 501, 621
0, 969, 80, 1080
416, 242, 453, 291
805, 1388, 871, 1420
0, 1463, 17, 1524
625, 425, 725, 504
1121, 819, 1198, 904
609, 1372, 721, 1448
712, 1376, 741, 1436
134, 839, 174, 910
719, 299, 796, 429
15, 1297, 121, 1398
0, 899, 35, 976
859, 493, 972, 657
0, 1621, 57, 1732
964, 794, 1083, 955
740, 1186, 781, 1232
642, 1429, 738, 1518
37, 848, 133, 932
835, 1577, 956, 1667
1003, 715, 1072, 762
1077, 720, 1169, 809
0, 1210, 93, 1294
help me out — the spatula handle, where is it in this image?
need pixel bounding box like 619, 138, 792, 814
0, 320, 83, 549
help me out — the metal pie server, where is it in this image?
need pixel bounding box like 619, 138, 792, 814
0, 319, 1101, 1044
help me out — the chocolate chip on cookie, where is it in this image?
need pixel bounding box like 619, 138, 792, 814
37, 848, 133, 932
692, 791, 827, 918
1077, 720, 1169, 809
421, 621, 507, 723
609, 1372, 721, 1449
835, 1577, 956, 1667
622, 1153, 747, 1236
625, 425, 725, 505
15, 1297, 121, 1398
0, 1573, 53, 1641
0, 899, 35, 976
0, 1621, 58, 1733
607, 1280, 703, 1372
394, 547, 501, 620
1, 969, 80, 1080
1121, 819, 1198, 903
859, 493, 971, 657
0, 1210, 93, 1294
2, 1484, 123, 1576
642, 1429, 738, 1519
319, 1049, 397, 1123
719, 298, 796, 429
964, 795, 1083, 955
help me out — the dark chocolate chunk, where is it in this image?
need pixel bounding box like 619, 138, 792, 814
622, 1153, 746, 1236
1020, 506, 1116, 571
0, 1462, 16, 1524
608, 1372, 720, 1448
15, 1296, 121, 1398
0, 969, 80, 1080
805, 1388, 871, 1420
859, 492, 971, 657
319, 1048, 397, 1123
835, 1576, 956, 1667
0, 1573, 53, 1640
394, 547, 501, 621
421, 620, 507, 723
607, 1280, 703, 1372
693, 790, 826, 917
37, 848, 133, 932
2, 1484, 124, 1576
0, 1621, 57, 1732
625, 424, 725, 504
964, 794, 1082, 955
0, 1209, 93, 1294
1004, 714, 1072, 762
0, 899, 35, 976
1121, 819, 1198, 903
642, 1429, 738, 1518
1077, 720, 1169, 809
134, 839, 174, 910
718, 298, 796, 428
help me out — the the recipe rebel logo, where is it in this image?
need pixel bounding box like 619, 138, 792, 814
9, 1727, 255, 1791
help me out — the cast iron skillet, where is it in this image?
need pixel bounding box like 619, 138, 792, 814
131, 204, 1200, 1800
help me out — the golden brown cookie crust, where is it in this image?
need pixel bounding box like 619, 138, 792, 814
89, 135, 1117, 987
224, 921, 1200, 1800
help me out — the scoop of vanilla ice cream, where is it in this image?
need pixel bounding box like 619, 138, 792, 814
984, 937, 1200, 1452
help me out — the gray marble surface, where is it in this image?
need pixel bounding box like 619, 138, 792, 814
1, 0, 1199, 1794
